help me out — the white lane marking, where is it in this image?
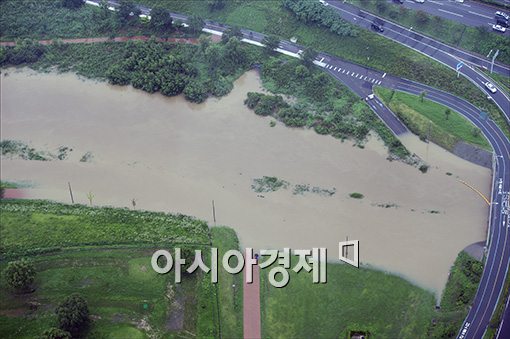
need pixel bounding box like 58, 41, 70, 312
382, 72, 386, 78
337, 68, 342, 72
377, 80, 382, 85
429, 0, 444, 5
334, 67, 337, 71
364, 76, 368, 80
342, 69, 345, 73
346, 71, 350, 75
468, 11, 492, 19
437, 8, 464, 17
371, 79, 375, 83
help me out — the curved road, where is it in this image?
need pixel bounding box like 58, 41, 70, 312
85, 1, 510, 337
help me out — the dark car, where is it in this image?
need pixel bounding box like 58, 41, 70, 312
371, 20, 384, 32
496, 18, 509, 27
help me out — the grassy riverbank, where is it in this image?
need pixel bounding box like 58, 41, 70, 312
375, 87, 491, 152
430, 251, 483, 338
259, 259, 435, 338
0, 200, 244, 338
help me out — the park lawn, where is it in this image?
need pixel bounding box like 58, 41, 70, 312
211, 227, 243, 339
260, 259, 435, 338
375, 87, 491, 152
0, 249, 213, 339
0, 200, 210, 257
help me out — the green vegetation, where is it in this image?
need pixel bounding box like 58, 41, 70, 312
1, 140, 53, 161
260, 258, 435, 338
485, 269, 510, 338
429, 251, 483, 338
349, 192, 364, 199
135, 0, 509, 136
0, 200, 245, 338
375, 87, 491, 152
251, 176, 290, 193
55, 293, 90, 337
3, 258, 36, 293
0, 200, 210, 258
210, 227, 243, 339
354, 0, 510, 65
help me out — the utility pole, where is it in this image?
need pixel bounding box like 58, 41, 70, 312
68, 182, 74, 204
212, 200, 216, 225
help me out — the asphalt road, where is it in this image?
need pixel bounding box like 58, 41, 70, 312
85, 1, 510, 337
385, 0, 509, 34
326, 1, 510, 123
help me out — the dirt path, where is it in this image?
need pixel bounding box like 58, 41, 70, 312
243, 260, 261, 339
0, 35, 222, 47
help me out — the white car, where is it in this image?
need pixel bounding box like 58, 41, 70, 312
415, 0, 425, 3
319, 0, 328, 6
493, 24, 507, 33
485, 82, 497, 93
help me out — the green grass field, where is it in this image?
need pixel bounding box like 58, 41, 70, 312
375, 87, 491, 152
0, 200, 243, 338
259, 260, 435, 338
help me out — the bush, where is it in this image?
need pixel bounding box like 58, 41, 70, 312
349, 192, 364, 199
56, 294, 90, 336
40, 328, 71, 339
3, 258, 36, 292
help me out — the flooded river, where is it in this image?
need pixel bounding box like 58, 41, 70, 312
0, 69, 491, 297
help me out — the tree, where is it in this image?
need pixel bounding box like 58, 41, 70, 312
444, 108, 451, 120
61, 0, 83, 9
150, 7, 173, 33
419, 90, 427, 103
56, 294, 89, 336
4, 258, 35, 292
183, 80, 208, 103
207, 0, 225, 11
41, 328, 71, 339
262, 35, 279, 54
472, 127, 481, 138
221, 26, 243, 44
117, 0, 141, 26
301, 47, 317, 67
376, 1, 388, 14
415, 10, 430, 26
188, 15, 204, 35
294, 65, 309, 79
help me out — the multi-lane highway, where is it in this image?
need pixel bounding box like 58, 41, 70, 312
327, 0, 510, 123
85, 1, 510, 337
383, 0, 509, 33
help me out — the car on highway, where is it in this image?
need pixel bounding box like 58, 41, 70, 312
371, 20, 384, 32
496, 18, 509, 28
495, 11, 510, 21
414, 0, 425, 3
485, 82, 498, 93
319, 0, 328, 6
492, 24, 507, 33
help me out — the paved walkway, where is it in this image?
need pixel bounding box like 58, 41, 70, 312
0, 36, 209, 47
243, 259, 261, 339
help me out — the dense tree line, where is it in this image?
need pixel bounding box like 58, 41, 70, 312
105, 36, 252, 103
283, 0, 358, 37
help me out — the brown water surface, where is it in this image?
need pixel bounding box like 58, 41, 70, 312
0, 69, 491, 297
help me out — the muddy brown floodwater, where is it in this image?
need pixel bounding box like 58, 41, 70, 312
0, 69, 491, 298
